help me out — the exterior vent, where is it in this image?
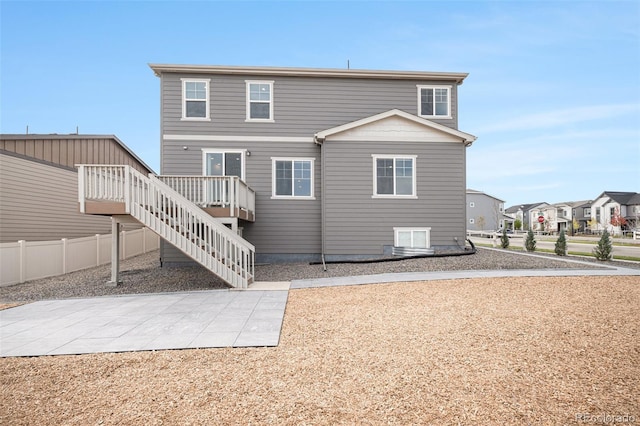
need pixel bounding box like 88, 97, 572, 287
392, 246, 435, 257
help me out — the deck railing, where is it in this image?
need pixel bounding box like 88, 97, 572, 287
77, 165, 254, 288
157, 175, 255, 218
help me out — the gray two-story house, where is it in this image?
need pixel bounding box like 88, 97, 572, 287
149, 64, 477, 265
466, 189, 508, 232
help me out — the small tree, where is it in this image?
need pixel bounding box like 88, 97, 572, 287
572, 218, 580, 235
525, 229, 536, 252
476, 216, 486, 231
514, 218, 522, 231
610, 207, 627, 235
500, 228, 510, 249
554, 229, 567, 256
593, 229, 612, 261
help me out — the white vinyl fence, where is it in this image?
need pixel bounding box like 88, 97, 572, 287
0, 228, 159, 287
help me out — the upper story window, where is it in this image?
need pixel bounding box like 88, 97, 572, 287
272, 157, 314, 199
417, 85, 451, 118
182, 79, 210, 120
469, 202, 475, 208
246, 80, 274, 122
584, 207, 591, 216
372, 155, 417, 198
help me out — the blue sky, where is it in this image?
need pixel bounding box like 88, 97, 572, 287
1, 0, 639, 207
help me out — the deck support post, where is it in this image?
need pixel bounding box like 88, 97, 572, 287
107, 217, 122, 286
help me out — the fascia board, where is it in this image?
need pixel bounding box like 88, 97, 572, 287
314, 109, 477, 145
149, 64, 468, 83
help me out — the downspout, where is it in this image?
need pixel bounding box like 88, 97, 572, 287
315, 134, 328, 271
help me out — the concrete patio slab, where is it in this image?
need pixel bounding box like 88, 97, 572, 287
0, 288, 289, 357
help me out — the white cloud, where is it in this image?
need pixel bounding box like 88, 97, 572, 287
474, 103, 640, 134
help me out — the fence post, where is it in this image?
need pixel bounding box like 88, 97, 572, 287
62, 238, 68, 274
96, 234, 101, 266
18, 240, 26, 284
142, 227, 147, 253
121, 229, 126, 260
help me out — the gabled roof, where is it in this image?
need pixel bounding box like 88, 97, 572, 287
149, 64, 469, 84
569, 200, 592, 208
314, 109, 477, 146
0, 134, 154, 174
594, 191, 640, 205
466, 189, 505, 202
506, 202, 548, 213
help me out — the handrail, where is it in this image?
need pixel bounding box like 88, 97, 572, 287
78, 165, 254, 288
157, 175, 256, 218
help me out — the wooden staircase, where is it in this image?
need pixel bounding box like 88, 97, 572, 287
78, 165, 254, 288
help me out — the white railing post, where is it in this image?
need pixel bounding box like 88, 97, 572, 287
124, 166, 131, 213
78, 165, 86, 213
229, 177, 236, 215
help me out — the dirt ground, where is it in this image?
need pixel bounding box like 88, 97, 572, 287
1, 276, 639, 425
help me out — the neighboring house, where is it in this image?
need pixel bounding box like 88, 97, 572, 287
149, 64, 477, 264
0, 134, 153, 243
505, 202, 548, 231
466, 189, 509, 231
590, 191, 640, 235
570, 200, 592, 234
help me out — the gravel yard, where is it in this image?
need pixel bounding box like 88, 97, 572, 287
1, 275, 638, 424
0, 247, 631, 304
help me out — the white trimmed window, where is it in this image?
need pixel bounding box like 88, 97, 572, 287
272, 158, 314, 199
394, 228, 431, 248
182, 79, 210, 120
470, 218, 475, 224
246, 80, 274, 121
202, 149, 245, 180
470, 202, 475, 207
417, 85, 451, 118
372, 155, 417, 198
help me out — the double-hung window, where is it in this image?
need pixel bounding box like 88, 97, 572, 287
372, 155, 417, 198
182, 78, 210, 120
272, 158, 314, 199
246, 80, 274, 121
417, 85, 451, 118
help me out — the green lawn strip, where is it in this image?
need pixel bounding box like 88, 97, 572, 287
474, 244, 640, 262
537, 238, 640, 247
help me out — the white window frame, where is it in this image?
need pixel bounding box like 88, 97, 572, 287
182, 78, 210, 120
271, 157, 315, 200
202, 149, 246, 180
246, 80, 274, 122
417, 85, 452, 119
469, 202, 475, 208
393, 227, 431, 248
470, 218, 475, 224
372, 155, 417, 199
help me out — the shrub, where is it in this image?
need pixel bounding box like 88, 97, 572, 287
554, 229, 567, 256
593, 229, 612, 261
525, 230, 536, 252
500, 228, 510, 249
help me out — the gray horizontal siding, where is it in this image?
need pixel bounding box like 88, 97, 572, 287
0, 154, 138, 243
160, 139, 322, 264
323, 140, 466, 255
161, 73, 459, 139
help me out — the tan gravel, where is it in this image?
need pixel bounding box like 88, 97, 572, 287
2, 275, 639, 425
